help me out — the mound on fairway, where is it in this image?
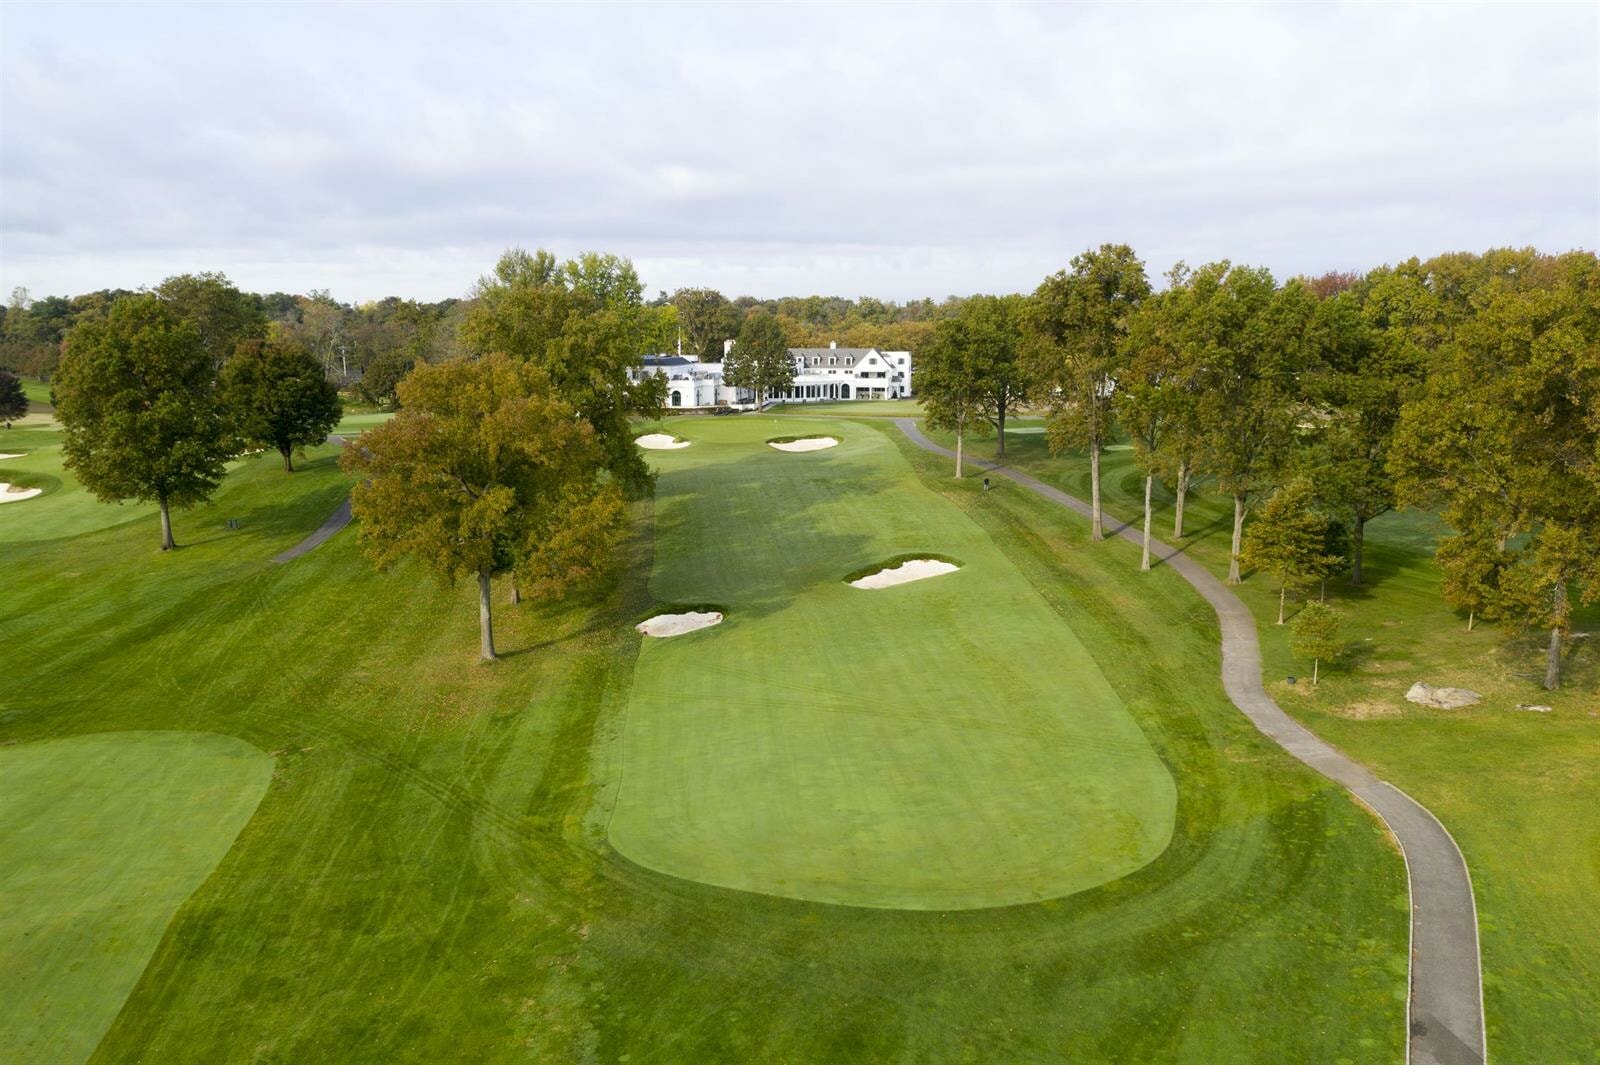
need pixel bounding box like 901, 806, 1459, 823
636, 433, 690, 450
638, 610, 723, 637
613, 417, 1176, 909
767, 435, 838, 452
0, 732, 273, 1065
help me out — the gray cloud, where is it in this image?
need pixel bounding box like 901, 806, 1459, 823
2, 2, 1595, 302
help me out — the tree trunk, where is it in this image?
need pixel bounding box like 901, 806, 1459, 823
1467, 610, 1475, 632
1278, 582, 1287, 624
1544, 584, 1566, 690
1349, 515, 1365, 586
158, 494, 176, 551
954, 425, 964, 479
1089, 444, 1103, 542
478, 569, 498, 661
281, 446, 294, 473
1140, 474, 1153, 571
1173, 461, 1188, 538
995, 396, 1007, 457
509, 579, 521, 606
1227, 493, 1246, 584
1312, 658, 1320, 685
1320, 577, 1327, 601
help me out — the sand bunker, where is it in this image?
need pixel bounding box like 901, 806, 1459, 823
637, 611, 723, 637
0, 483, 43, 503
768, 436, 838, 452
849, 558, 959, 589
636, 433, 691, 450
0, 453, 25, 460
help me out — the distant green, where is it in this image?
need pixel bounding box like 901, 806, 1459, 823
614, 416, 1175, 908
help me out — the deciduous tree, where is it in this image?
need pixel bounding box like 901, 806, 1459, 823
155, 272, 267, 370
55, 294, 236, 550
1025, 244, 1150, 541
724, 310, 793, 408
221, 338, 342, 471
918, 308, 994, 478
0, 368, 26, 424
1290, 600, 1344, 685
342, 353, 625, 661
1191, 265, 1313, 583
1240, 478, 1342, 623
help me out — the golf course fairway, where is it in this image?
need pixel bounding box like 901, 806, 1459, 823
610, 417, 1177, 909
0, 732, 274, 1064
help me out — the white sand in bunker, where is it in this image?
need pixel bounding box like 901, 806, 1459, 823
636, 433, 691, 450
637, 611, 723, 637
849, 559, 960, 589
0, 482, 43, 503
768, 436, 838, 452
0, 453, 26, 460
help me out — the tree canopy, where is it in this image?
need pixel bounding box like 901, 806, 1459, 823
342, 353, 626, 660
0, 368, 26, 423
221, 338, 343, 472
724, 310, 793, 408
55, 294, 236, 550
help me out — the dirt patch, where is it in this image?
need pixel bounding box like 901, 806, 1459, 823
1327, 700, 1406, 720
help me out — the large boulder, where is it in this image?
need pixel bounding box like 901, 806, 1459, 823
1405, 682, 1482, 710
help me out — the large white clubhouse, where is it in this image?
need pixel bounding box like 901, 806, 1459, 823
632, 342, 914, 409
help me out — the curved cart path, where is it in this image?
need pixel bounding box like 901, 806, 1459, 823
896, 419, 1485, 1065
272, 437, 354, 564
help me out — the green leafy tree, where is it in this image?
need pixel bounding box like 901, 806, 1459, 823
1290, 600, 1344, 685
724, 310, 794, 408
1390, 250, 1600, 688
918, 306, 997, 478
1239, 478, 1342, 623
1116, 276, 1196, 568
1190, 265, 1314, 583
0, 368, 26, 423
155, 272, 267, 370
359, 347, 414, 408
55, 294, 236, 550
342, 353, 626, 661
460, 248, 670, 496
671, 287, 737, 360
1024, 244, 1151, 541
1435, 527, 1510, 631
221, 338, 343, 471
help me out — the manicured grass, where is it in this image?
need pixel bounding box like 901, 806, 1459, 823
922, 420, 1600, 1063
616, 416, 1176, 908
0, 408, 1407, 1063
769, 398, 926, 417
0, 732, 273, 1064
0, 417, 348, 544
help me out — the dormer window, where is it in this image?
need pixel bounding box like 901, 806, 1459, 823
845, 356, 852, 366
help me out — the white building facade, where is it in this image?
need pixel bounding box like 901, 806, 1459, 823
631, 342, 914, 409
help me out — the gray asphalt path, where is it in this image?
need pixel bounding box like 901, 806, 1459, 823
271, 437, 354, 564
895, 419, 1486, 1065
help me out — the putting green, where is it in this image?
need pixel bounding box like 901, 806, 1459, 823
0, 732, 274, 1064
610, 417, 1176, 909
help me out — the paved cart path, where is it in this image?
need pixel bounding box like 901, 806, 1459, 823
895, 419, 1486, 1065
272, 437, 354, 564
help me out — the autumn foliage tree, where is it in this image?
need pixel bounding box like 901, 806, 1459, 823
342, 354, 625, 661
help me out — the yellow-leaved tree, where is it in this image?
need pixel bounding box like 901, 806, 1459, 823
342, 353, 626, 660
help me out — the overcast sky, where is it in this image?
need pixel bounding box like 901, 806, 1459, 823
2, 2, 1596, 304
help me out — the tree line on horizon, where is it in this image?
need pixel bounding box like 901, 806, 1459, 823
9, 244, 1596, 682
915, 244, 1600, 690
